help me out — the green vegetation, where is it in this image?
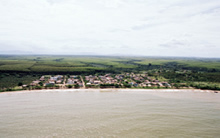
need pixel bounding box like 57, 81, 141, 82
0, 73, 40, 89
0, 55, 220, 91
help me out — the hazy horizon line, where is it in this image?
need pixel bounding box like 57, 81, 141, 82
0, 54, 220, 59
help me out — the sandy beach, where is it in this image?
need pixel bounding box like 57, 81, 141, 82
1, 88, 218, 94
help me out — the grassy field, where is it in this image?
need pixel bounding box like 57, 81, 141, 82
0, 56, 138, 72
0, 55, 219, 72
134, 58, 220, 70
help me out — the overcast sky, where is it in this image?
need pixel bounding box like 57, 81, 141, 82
0, 0, 220, 57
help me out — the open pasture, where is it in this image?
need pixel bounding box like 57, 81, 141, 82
0, 56, 220, 73
134, 58, 220, 70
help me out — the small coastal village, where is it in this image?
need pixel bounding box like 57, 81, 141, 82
23, 73, 172, 90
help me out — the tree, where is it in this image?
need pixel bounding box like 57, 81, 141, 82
18, 82, 23, 86
35, 86, 42, 89
174, 83, 180, 89
74, 84, 80, 89
39, 82, 43, 86
67, 85, 72, 88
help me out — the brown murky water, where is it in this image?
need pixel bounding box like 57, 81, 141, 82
0, 89, 220, 138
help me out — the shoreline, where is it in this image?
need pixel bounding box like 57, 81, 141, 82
0, 88, 219, 94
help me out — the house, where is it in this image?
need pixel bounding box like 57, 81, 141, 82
143, 84, 147, 87
70, 75, 77, 79
145, 80, 150, 84
56, 80, 62, 84
158, 83, 164, 87
30, 80, 40, 86
67, 79, 74, 84
78, 83, 83, 87
162, 82, 171, 87
45, 83, 54, 86
39, 76, 45, 81
50, 77, 58, 81
85, 76, 90, 81
106, 77, 113, 80
89, 79, 94, 84
22, 85, 27, 88
151, 82, 157, 86
94, 80, 101, 85
49, 80, 55, 83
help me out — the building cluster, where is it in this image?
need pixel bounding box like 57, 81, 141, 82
27, 73, 171, 88
85, 74, 118, 85
28, 75, 84, 88
66, 75, 83, 87
46, 75, 64, 86
29, 75, 64, 87
84, 73, 171, 88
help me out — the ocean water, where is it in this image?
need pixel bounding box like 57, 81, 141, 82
0, 89, 220, 138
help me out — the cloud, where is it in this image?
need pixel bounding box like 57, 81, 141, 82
0, 0, 219, 57
159, 37, 190, 48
